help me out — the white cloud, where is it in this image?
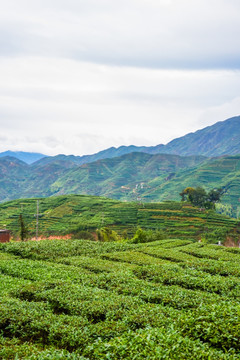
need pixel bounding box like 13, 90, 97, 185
0, 56, 239, 155
0, 1, 239, 155
0, 0, 239, 68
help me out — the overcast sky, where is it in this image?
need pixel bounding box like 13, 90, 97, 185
0, 0, 240, 156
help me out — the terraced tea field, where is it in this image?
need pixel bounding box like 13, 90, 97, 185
0, 195, 238, 242
0, 238, 239, 359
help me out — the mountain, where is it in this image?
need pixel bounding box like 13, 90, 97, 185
32, 145, 166, 168
160, 116, 240, 157
92, 116, 240, 159
0, 157, 29, 202
0, 151, 46, 164
30, 116, 240, 168
2, 116, 240, 168
48, 153, 207, 199
0, 153, 206, 202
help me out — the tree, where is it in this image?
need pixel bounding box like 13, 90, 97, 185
188, 187, 207, 207
208, 188, 224, 204
180, 187, 207, 207
19, 214, 28, 241
180, 186, 224, 209
180, 187, 195, 202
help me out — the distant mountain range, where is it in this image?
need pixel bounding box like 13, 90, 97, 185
2, 115, 240, 165
0, 151, 45, 164
0, 116, 240, 215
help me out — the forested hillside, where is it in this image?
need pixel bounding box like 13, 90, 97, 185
0, 153, 240, 216
0, 153, 206, 201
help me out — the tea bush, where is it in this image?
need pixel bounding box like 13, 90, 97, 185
0, 239, 239, 359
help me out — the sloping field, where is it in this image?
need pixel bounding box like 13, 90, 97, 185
0, 195, 238, 241
0, 238, 239, 359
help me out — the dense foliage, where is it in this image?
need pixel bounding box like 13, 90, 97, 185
180, 187, 223, 209
0, 238, 239, 359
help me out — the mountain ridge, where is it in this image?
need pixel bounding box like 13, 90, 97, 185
159, 116, 240, 157
0, 153, 207, 201
3, 116, 240, 165
0, 151, 46, 164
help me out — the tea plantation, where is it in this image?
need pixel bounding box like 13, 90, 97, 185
0, 237, 239, 359
0, 194, 239, 241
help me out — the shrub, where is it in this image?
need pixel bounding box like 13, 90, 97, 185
96, 227, 119, 242
131, 228, 167, 244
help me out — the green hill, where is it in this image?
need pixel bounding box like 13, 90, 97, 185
0, 153, 206, 202
48, 153, 206, 199
0, 157, 30, 202
0, 194, 238, 243
142, 155, 240, 211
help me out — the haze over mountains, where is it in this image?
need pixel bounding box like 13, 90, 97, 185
0, 151, 45, 165
0, 116, 240, 214
1, 116, 240, 165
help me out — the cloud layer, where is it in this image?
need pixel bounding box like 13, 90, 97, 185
0, 0, 239, 155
